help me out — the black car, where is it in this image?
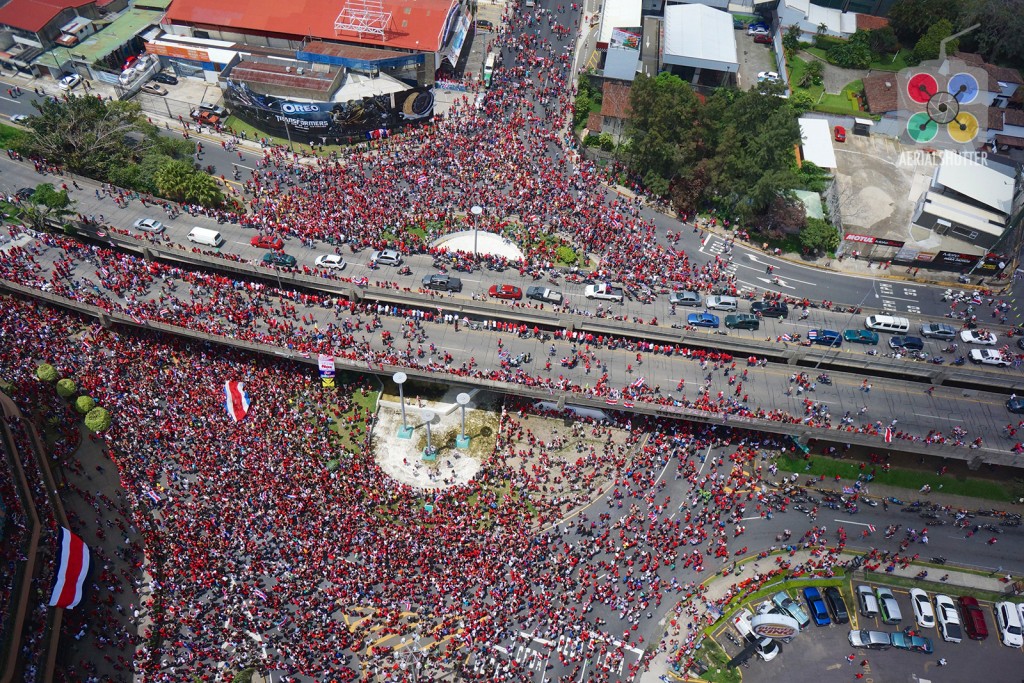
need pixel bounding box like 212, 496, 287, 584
824, 586, 849, 624
889, 335, 924, 352
152, 72, 179, 85
1008, 397, 1024, 414
751, 301, 788, 318
14, 187, 34, 201
421, 273, 463, 292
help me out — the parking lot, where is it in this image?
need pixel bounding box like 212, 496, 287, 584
717, 579, 1024, 683
735, 29, 778, 91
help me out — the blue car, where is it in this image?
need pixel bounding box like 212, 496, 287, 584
808, 329, 842, 347
687, 312, 720, 328
843, 329, 879, 345
803, 587, 831, 626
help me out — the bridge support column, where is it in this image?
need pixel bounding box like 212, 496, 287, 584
98, 311, 111, 328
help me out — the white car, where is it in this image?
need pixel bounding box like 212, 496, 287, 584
757, 71, 780, 83
59, 74, 82, 90
960, 329, 998, 345
9, 114, 29, 124
747, 26, 770, 35
909, 588, 935, 629
934, 594, 962, 643
132, 218, 164, 233
995, 601, 1023, 647
314, 254, 347, 270
731, 608, 780, 661
970, 349, 1009, 367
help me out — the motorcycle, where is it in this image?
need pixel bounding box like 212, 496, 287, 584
931, 556, 947, 565
952, 356, 966, 366
397, 266, 412, 276
816, 373, 832, 385
930, 356, 945, 365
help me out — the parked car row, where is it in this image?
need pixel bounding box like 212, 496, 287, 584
857, 584, 1024, 648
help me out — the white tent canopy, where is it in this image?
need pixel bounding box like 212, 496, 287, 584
662, 4, 738, 72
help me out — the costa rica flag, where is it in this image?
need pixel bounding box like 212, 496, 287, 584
49, 528, 90, 609
224, 381, 251, 422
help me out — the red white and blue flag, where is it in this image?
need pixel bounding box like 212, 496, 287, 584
884, 426, 893, 443
631, 377, 646, 389
49, 528, 90, 609
224, 381, 251, 422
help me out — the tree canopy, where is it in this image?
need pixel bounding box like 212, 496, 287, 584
625, 73, 802, 224
888, 0, 1024, 68
16, 96, 222, 207
18, 183, 75, 230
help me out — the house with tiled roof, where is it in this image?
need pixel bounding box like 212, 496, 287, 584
955, 52, 1023, 107
598, 80, 633, 141
987, 107, 1024, 151
0, 0, 98, 69
861, 72, 898, 114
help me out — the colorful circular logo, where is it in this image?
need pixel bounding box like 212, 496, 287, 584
900, 63, 986, 146
906, 112, 938, 142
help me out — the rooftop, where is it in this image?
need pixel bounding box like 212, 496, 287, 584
597, 0, 642, 45
600, 81, 632, 119
662, 4, 737, 68
165, 0, 459, 52
302, 39, 408, 63
934, 152, 1015, 216
39, 8, 165, 66
798, 117, 837, 170
0, 0, 93, 32
230, 60, 337, 93
855, 13, 889, 31
862, 72, 898, 113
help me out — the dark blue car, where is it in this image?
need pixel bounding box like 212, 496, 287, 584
803, 587, 831, 626
808, 329, 842, 347
687, 312, 720, 328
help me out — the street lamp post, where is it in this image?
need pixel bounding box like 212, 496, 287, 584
394, 632, 425, 683
421, 410, 436, 461
456, 392, 471, 449
394, 372, 413, 438
470, 205, 483, 259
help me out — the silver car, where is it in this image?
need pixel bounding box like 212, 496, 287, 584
848, 630, 892, 650
920, 322, 956, 340
670, 290, 701, 306
371, 249, 403, 266
133, 218, 164, 233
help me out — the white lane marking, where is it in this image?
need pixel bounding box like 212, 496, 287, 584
836, 519, 874, 527
913, 413, 964, 421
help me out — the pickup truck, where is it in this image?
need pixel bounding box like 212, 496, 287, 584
584, 283, 624, 303
526, 286, 563, 305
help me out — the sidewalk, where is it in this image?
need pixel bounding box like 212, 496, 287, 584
639, 545, 1018, 683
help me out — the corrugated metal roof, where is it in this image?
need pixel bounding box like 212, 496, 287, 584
0, 0, 94, 33
165, 0, 459, 52
663, 4, 736, 67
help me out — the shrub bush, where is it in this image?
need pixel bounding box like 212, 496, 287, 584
36, 363, 58, 382
814, 34, 846, 51
56, 378, 77, 398
555, 245, 578, 265
84, 407, 111, 433
74, 395, 96, 414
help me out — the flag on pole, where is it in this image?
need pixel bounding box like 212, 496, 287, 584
224, 381, 251, 422
49, 528, 90, 609
253, 588, 268, 601
631, 377, 646, 389
780, 334, 793, 342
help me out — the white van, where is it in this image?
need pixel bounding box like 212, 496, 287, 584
187, 227, 223, 247
865, 314, 910, 334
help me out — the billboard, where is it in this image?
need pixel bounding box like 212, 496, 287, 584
223, 80, 434, 145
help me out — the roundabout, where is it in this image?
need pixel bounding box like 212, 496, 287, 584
430, 229, 526, 261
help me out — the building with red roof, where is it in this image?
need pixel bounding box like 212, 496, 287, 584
0, 0, 98, 68
163, 0, 470, 71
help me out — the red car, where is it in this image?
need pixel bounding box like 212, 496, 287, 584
753, 33, 772, 44
834, 125, 847, 142
488, 284, 523, 300
251, 235, 284, 250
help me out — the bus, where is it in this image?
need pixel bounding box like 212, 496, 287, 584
483, 53, 496, 88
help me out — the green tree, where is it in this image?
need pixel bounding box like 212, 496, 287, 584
84, 406, 111, 433
800, 217, 839, 254
783, 25, 802, 56
913, 19, 958, 63
154, 159, 193, 202
868, 26, 899, 55
18, 183, 76, 230
788, 90, 815, 114
182, 172, 224, 207
626, 72, 704, 194
963, 0, 1024, 64
56, 378, 77, 398
828, 31, 873, 69
801, 60, 825, 87
888, 0, 962, 43
36, 363, 58, 382
817, 23, 828, 36
74, 395, 96, 414
573, 90, 593, 129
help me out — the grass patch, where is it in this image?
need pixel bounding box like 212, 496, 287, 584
695, 639, 742, 683
223, 116, 345, 155
0, 122, 26, 148
870, 51, 909, 71
776, 452, 1014, 501
325, 388, 380, 452
862, 571, 1011, 603
805, 47, 829, 61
